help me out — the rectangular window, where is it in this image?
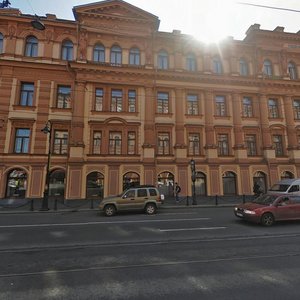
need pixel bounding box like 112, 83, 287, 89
57, 85, 71, 109
273, 135, 283, 156
53, 130, 68, 155
242, 97, 253, 118
20, 83, 34, 106
128, 132, 136, 155
245, 134, 257, 156
157, 92, 169, 114
188, 133, 200, 156
157, 132, 170, 155
128, 90, 136, 112
186, 56, 196, 71
158, 53, 168, 70
14, 128, 30, 153
187, 94, 199, 115
218, 134, 229, 156
109, 132, 122, 155
95, 88, 103, 111
293, 100, 300, 119
111, 90, 123, 112
93, 131, 101, 154
215, 96, 226, 116
268, 98, 279, 118
129, 49, 140, 65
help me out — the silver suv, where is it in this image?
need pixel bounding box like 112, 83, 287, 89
99, 185, 163, 216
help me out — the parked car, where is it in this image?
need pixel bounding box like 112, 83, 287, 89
234, 193, 300, 226
99, 185, 163, 216
268, 178, 300, 196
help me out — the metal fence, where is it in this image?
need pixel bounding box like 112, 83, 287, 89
0, 194, 254, 212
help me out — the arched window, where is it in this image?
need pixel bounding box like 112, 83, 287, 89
157, 171, 174, 197
25, 36, 38, 57
110, 45, 122, 65
195, 172, 206, 196
123, 172, 140, 190
288, 62, 297, 80
0, 32, 3, 54
6, 169, 27, 198
212, 56, 222, 74
239, 58, 248, 76
61, 40, 73, 61
222, 171, 237, 195
253, 171, 267, 194
93, 43, 105, 63
186, 53, 197, 71
158, 50, 168, 69
281, 171, 294, 180
86, 172, 104, 198
49, 169, 65, 197
263, 59, 272, 76
129, 47, 140, 65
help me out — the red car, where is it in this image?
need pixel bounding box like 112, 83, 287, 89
234, 194, 300, 226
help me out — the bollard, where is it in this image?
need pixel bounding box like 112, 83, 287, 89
54, 198, 58, 211
243, 194, 245, 203
186, 196, 189, 206
215, 195, 218, 206
90, 198, 94, 209
30, 199, 34, 211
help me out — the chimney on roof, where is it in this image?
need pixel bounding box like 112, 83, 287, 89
274, 26, 284, 32
245, 23, 260, 36
172, 30, 181, 35
46, 14, 56, 20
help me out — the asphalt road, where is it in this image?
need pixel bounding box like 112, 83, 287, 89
1, 207, 300, 300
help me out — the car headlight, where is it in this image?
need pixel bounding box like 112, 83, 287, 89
244, 209, 256, 215
234, 207, 238, 211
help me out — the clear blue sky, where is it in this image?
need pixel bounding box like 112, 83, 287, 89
10, 0, 300, 43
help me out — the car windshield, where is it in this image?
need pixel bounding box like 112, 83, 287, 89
252, 194, 277, 205
269, 184, 289, 192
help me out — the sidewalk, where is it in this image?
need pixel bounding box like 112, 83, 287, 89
0, 195, 250, 214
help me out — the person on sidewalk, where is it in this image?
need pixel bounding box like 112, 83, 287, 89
174, 182, 181, 203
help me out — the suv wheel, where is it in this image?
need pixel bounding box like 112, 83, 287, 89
104, 204, 116, 217
145, 203, 157, 215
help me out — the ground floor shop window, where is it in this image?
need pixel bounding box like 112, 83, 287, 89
86, 172, 104, 198
123, 172, 140, 190
223, 171, 237, 195
195, 172, 207, 196
49, 169, 65, 197
253, 171, 267, 194
157, 171, 174, 197
6, 169, 27, 198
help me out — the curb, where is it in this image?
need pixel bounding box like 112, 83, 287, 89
0, 204, 237, 214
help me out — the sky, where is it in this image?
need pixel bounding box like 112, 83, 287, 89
9, 0, 300, 43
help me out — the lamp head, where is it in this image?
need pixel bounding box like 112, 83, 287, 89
31, 16, 45, 31
41, 122, 51, 134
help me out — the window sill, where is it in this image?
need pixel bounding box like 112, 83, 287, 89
51, 107, 72, 112
13, 105, 36, 111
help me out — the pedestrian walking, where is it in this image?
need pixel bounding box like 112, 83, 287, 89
174, 182, 181, 203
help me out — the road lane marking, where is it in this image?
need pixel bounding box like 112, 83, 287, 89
159, 227, 226, 232
0, 218, 210, 229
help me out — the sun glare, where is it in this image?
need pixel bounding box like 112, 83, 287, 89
189, 0, 236, 44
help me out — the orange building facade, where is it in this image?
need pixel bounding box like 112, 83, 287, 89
1, 0, 300, 200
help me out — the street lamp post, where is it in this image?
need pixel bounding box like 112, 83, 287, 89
41, 121, 52, 211
190, 159, 197, 205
